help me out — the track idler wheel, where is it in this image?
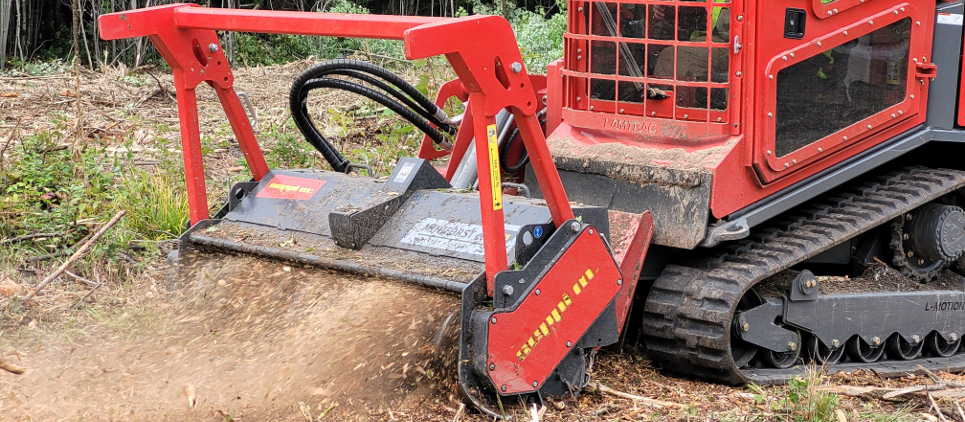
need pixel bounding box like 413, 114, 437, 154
730, 289, 764, 368
885, 334, 924, 360
804, 334, 844, 365
925, 332, 962, 358
847, 336, 886, 363
760, 330, 801, 369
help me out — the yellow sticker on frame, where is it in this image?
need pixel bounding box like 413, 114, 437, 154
487, 124, 502, 210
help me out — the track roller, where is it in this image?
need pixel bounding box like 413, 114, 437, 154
805, 335, 844, 365
926, 332, 962, 358
760, 330, 801, 369
847, 336, 886, 363
886, 334, 924, 361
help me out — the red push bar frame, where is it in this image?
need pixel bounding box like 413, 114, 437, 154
99, 4, 575, 292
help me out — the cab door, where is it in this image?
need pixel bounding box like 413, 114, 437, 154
751, 0, 934, 183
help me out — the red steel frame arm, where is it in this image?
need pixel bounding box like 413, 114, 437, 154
99, 4, 574, 293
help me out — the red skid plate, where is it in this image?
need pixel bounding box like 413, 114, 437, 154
486, 227, 622, 394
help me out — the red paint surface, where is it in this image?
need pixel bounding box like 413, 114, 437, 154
486, 230, 622, 394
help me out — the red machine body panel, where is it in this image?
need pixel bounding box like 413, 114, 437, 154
553, 0, 937, 221
486, 228, 623, 394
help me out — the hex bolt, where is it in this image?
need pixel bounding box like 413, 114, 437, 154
952, 333, 959, 341
589, 228, 595, 235
903, 233, 910, 240
742, 322, 750, 332
566, 341, 572, 347
511, 62, 523, 73
908, 251, 914, 257
501, 385, 507, 392
832, 339, 840, 348
571, 221, 582, 233
208, 43, 219, 53
736, 71, 742, 77
906, 214, 914, 221
873, 336, 881, 346
502, 285, 514, 296
913, 335, 921, 344
491, 317, 497, 324
788, 342, 797, 351
490, 363, 496, 370
532, 381, 539, 388
535, 289, 541, 296
617, 279, 623, 286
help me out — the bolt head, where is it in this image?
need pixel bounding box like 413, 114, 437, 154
570, 221, 582, 233
566, 341, 572, 347
208, 43, 219, 53
532, 381, 538, 388
617, 279, 623, 286
913, 335, 921, 344
742, 323, 750, 332
952, 333, 959, 341
788, 342, 797, 351
490, 363, 496, 370
873, 336, 881, 346
502, 285, 514, 296
501, 384, 507, 392
491, 317, 497, 324
589, 228, 595, 235
535, 289, 541, 296
511, 62, 523, 73
832, 339, 840, 348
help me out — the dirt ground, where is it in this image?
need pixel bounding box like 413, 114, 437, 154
4, 62, 965, 421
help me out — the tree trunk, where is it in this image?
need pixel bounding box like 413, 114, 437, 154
0, 0, 12, 71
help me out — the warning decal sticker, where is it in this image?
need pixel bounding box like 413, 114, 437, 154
487, 124, 503, 210
255, 174, 326, 200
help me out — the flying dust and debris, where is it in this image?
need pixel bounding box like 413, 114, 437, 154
0, 253, 461, 421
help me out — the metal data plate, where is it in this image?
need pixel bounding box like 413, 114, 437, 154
369, 190, 553, 262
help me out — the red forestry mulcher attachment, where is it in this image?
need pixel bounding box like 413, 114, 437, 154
102, 0, 965, 416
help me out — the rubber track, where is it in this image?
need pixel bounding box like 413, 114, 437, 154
641, 167, 965, 385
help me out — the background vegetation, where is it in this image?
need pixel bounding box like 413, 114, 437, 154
0, 0, 566, 73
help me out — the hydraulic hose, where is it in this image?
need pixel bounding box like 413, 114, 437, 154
499, 109, 547, 174
289, 59, 456, 173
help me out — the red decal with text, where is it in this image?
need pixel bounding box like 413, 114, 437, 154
255, 174, 325, 200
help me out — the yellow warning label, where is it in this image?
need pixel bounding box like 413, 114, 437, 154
487, 124, 502, 210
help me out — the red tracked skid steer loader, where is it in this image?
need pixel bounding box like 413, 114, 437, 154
102, 0, 965, 416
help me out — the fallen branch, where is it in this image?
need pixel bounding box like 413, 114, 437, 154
0, 232, 60, 245
451, 402, 465, 422
927, 392, 949, 422
23, 211, 125, 302
586, 382, 684, 409
25, 250, 72, 263
589, 405, 622, 416
882, 384, 949, 399
64, 270, 98, 287
0, 357, 25, 374
918, 365, 965, 388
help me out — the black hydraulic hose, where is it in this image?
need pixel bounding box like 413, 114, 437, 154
290, 59, 456, 172
500, 110, 547, 174
329, 69, 456, 135
295, 59, 447, 124
302, 78, 451, 148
